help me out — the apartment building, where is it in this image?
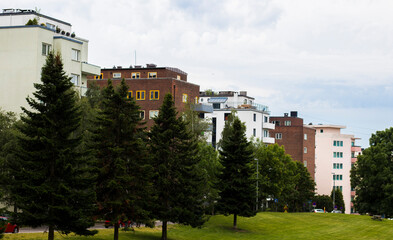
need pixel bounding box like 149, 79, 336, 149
89, 65, 205, 128
269, 112, 316, 180
310, 124, 361, 214
199, 91, 275, 149
0, 8, 100, 113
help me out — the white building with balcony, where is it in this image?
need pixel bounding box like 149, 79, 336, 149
0, 8, 100, 113
199, 91, 275, 149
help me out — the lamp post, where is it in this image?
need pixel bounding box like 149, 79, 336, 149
255, 158, 259, 211
332, 172, 336, 210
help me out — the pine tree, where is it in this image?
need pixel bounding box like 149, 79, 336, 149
149, 93, 206, 240
217, 116, 256, 228
94, 79, 153, 240
5, 52, 97, 240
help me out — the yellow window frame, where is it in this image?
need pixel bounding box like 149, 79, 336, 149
136, 90, 145, 100
127, 91, 133, 99
148, 72, 157, 78
132, 72, 140, 79
94, 73, 103, 80
150, 90, 159, 100
182, 93, 188, 103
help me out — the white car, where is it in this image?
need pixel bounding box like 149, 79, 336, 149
313, 209, 324, 213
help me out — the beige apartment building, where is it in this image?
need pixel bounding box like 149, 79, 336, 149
0, 8, 100, 113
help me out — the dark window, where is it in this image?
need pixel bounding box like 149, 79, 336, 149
224, 113, 231, 121
253, 114, 256, 122
213, 103, 220, 109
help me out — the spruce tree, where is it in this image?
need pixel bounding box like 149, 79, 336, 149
149, 93, 206, 240
217, 116, 256, 228
6, 52, 96, 240
94, 79, 153, 240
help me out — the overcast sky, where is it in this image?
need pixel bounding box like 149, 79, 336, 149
5, 0, 393, 147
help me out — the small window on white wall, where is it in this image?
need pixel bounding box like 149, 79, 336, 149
70, 74, 79, 86
71, 49, 80, 61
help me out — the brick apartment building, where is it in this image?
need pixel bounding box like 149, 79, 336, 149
88, 64, 200, 128
269, 111, 316, 180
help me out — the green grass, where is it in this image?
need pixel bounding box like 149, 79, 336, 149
4, 212, 393, 240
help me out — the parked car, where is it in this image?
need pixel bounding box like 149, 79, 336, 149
331, 210, 342, 213
0, 216, 19, 233
312, 209, 324, 213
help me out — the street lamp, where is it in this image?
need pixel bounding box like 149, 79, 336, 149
332, 172, 336, 210
255, 158, 259, 211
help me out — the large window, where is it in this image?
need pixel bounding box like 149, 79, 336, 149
70, 74, 79, 86
333, 152, 343, 158
150, 90, 159, 100
275, 133, 282, 139
149, 110, 159, 119
71, 49, 80, 61
333, 163, 343, 169
284, 121, 291, 126
113, 73, 121, 79
333, 140, 343, 147
136, 90, 145, 100
94, 73, 103, 80
42, 43, 51, 56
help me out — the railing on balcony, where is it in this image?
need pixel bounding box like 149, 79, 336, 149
220, 101, 270, 113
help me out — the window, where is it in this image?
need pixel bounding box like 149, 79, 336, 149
70, 74, 79, 86
182, 94, 188, 103
351, 152, 355, 158
148, 72, 157, 78
132, 72, 140, 79
333, 174, 343, 181
224, 113, 231, 121
284, 121, 291, 126
42, 43, 51, 56
273, 121, 280, 126
136, 90, 145, 100
320, 129, 324, 133
304, 147, 307, 153
333, 163, 337, 169
113, 73, 121, 79
333, 152, 343, 158
334, 140, 337, 146
139, 110, 145, 120
253, 128, 256, 137
340, 163, 343, 169
46, 22, 55, 30
304, 161, 307, 167
304, 134, 307, 140
264, 116, 268, 122
253, 114, 256, 122
213, 103, 220, 109
275, 133, 282, 139
71, 49, 80, 61
177, 75, 181, 80
351, 142, 355, 146
150, 90, 159, 100
195, 97, 198, 104
127, 91, 133, 99
149, 110, 159, 119
334, 140, 343, 146
94, 73, 103, 80
264, 130, 269, 138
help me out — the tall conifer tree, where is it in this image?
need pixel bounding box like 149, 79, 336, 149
149, 93, 206, 240
94, 79, 152, 240
6, 52, 96, 240
217, 116, 256, 228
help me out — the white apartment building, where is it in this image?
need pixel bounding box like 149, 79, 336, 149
199, 91, 275, 149
0, 8, 100, 113
311, 125, 361, 214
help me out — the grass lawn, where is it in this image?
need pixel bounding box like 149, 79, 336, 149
3, 212, 393, 240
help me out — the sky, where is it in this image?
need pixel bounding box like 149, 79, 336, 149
4, 0, 393, 148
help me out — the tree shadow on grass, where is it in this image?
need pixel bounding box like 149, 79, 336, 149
218, 225, 251, 233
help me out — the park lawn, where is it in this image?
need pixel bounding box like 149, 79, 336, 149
3, 212, 393, 240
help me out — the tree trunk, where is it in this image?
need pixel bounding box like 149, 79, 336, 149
162, 220, 167, 240
114, 223, 119, 240
233, 214, 237, 229
48, 225, 54, 240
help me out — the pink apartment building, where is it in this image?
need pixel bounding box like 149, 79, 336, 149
311, 125, 361, 214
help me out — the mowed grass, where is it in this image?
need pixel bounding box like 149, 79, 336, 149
4, 212, 393, 240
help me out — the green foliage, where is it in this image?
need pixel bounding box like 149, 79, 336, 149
217, 116, 256, 227
4, 52, 97, 240
94, 79, 153, 240
149, 93, 206, 240
253, 142, 315, 212
196, 141, 222, 215
331, 188, 345, 212
182, 103, 211, 140
351, 127, 393, 217
25, 18, 38, 25
312, 195, 333, 212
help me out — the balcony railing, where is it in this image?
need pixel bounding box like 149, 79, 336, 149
220, 101, 270, 113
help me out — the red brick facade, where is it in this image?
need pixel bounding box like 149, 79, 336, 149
88, 67, 200, 128
270, 113, 316, 180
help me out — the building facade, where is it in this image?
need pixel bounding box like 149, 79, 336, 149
89, 65, 202, 128
269, 112, 316, 180
0, 8, 100, 113
199, 91, 275, 148
311, 125, 360, 214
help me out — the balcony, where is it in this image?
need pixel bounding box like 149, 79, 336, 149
220, 101, 270, 113
192, 103, 213, 113
263, 122, 275, 130
81, 62, 101, 75
263, 137, 275, 144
